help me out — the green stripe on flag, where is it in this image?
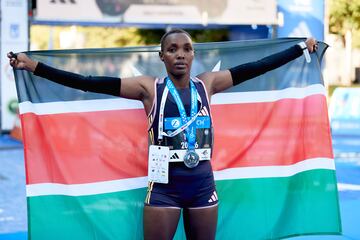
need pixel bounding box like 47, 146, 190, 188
28, 169, 340, 240
28, 188, 147, 240
216, 169, 341, 239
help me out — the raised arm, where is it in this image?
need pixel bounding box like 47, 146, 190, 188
198, 38, 318, 96
8, 52, 156, 113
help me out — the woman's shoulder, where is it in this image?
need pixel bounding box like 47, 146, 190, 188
195, 71, 215, 83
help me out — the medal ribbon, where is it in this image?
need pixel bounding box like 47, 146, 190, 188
158, 77, 198, 151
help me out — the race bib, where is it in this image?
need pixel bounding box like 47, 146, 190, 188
148, 145, 170, 184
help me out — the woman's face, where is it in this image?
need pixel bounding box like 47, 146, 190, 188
159, 33, 194, 77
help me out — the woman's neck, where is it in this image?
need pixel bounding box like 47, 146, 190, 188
168, 74, 190, 89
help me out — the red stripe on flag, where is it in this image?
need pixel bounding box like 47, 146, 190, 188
22, 94, 333, 184
22, 109, 149, 185
211, 94, 333, 170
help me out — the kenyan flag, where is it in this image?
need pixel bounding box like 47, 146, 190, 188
14, 38, 341, 239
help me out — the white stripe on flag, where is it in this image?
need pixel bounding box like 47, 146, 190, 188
26, 157, 334, 197
19, 98, 143, 115
211, 84, 326, 105
19, 84, 326, 115
27, 177, 148, 197
213, 158, 335, 180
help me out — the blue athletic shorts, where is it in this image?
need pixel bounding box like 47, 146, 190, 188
144, 161, 218, 208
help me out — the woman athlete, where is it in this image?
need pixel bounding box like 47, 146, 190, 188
8, 29, 318, 240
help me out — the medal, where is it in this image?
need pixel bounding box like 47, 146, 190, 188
159, 77, 200, 168
184, 150, 200, 168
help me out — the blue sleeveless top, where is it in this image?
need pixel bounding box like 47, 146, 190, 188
148, 77, 213, 160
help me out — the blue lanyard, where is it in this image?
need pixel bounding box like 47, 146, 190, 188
166, 77, 198, 150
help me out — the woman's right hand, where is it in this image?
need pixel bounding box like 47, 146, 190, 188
7, 52, 38, 72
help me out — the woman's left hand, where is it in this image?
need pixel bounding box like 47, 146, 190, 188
305, 38, 318, 53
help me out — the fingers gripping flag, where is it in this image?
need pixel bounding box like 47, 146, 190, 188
13, 38, 341, 239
